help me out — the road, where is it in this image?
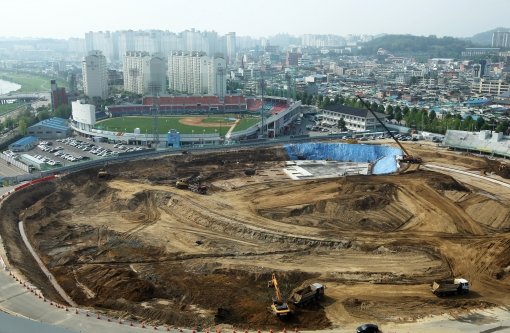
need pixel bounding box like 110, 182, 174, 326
19, 221, 76, 306
0, 159, 26, 178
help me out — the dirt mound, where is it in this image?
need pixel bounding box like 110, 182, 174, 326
426, 175, 470, 192
2, 146, 510, 329
342, 297, 496, 322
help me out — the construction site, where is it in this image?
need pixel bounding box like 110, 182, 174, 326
1, 140, 510, 331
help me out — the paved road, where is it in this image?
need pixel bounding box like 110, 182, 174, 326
19, 221, 76, 306
0, 265, 178, 333
0, 159, 25, 177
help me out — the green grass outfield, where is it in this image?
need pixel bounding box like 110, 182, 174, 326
96, 116, 260, 135
0, 71, 68, 93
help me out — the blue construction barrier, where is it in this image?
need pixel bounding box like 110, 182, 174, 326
284, 143, 402, 175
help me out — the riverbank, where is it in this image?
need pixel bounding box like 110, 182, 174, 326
0, 71, 67, 93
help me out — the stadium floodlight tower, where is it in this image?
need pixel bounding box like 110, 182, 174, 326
217, 67, 225, 103
259, 77, 265, 138
149, 82, 160, 148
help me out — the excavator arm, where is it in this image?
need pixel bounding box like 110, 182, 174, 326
356, 95, 422, 164
267, 273, 290, 316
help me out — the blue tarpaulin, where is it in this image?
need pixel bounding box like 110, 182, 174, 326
284, 143, 402, 175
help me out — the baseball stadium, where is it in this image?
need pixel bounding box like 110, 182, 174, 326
70, 95, 301, 147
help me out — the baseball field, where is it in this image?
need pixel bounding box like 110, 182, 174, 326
95, 115, 260, 135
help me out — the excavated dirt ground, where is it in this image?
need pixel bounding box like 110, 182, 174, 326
1, 144, 510, 330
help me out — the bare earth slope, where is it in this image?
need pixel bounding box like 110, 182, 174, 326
1, 146, 509, 329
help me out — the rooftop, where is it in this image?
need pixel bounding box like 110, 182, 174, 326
323, 104, 386, 118
28, 117, 69, 131
10, 136, 38, 146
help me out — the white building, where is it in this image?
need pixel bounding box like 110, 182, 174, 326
82, 50, 108, 99
71, 100, 96, 132
471, 79, 510, 96
225, 32, 236, 65
320, 105, 387, 132
123, 51, 167, 95
168, 51, 226, 97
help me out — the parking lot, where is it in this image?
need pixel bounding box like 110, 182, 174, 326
4, 136, 150, 171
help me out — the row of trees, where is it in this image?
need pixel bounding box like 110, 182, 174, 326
296, 91, 510, 135
0, 104, 71, 135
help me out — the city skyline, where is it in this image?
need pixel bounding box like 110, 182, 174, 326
2, 0, 510, 40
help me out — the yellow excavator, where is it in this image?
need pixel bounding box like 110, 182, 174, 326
267, 273, 291, 317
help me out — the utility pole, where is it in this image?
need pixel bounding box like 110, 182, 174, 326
260, 76, 265, 138
150, 83, 160, 148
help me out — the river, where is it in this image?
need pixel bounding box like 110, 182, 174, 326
0, 79, 21, 95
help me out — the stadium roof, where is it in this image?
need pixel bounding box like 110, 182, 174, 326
28, 117, 69, 131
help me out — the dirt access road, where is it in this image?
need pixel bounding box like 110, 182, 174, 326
0, 145, 508, 331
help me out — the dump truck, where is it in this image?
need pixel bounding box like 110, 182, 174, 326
431, 278, 469, 296
288, 283, 324, 306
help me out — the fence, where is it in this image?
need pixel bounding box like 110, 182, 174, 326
0, 153, 30, 172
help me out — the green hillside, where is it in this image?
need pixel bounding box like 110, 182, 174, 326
360, 34, 474, 58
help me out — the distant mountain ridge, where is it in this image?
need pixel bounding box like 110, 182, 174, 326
470, 27, 510, 46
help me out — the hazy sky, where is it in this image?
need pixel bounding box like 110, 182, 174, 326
2, 0, 509, 39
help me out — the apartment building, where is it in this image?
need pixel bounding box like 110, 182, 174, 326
471, 79, 510, 96
123, 51, 167, 95
168, 51, 226, 97
82, 50, 108, 99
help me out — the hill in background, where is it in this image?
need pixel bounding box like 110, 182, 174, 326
470, 27, 510, 46
359, 34, 474, 58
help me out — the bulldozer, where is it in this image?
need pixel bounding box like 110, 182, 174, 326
175, 175, 207, 194
97, 168, 109, 179
268, 273, 291, 317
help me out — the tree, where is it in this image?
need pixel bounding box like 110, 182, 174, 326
496, 120, 509, 134
476, 116, 485, 130
37, 110, 51, 122
4, 116, 14, 129
395, 110, 403, 124
428, 110, 437, 123
385, 105, 394, 115
321, 96, 331, 108
54, 105, 72, 118
18, 118, 27, 135
338, 117, 347, 131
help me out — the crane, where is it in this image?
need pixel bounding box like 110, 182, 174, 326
356, 95, 422, 164
267, 273, 291, 317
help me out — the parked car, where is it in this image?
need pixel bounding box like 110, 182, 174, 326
356, 324, 381, 333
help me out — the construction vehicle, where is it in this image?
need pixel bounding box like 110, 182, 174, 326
97, 168, 109, 179
356, 95, 422, 164
176, 179, 189, 189
267, 273, 291, 317
431, 278, 469, 296
288, 283, 324, 307
175, 175, 207, 194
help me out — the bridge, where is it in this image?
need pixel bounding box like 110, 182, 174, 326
0, 93, 46, 104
